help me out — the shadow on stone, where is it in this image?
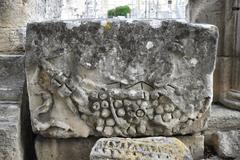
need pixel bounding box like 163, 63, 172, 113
20, 81, 37, 160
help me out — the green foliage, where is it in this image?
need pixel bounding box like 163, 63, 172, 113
107, 5, 131, 18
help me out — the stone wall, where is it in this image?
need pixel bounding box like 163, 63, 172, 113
0, 0, 62, 159
0, 55, 25, 160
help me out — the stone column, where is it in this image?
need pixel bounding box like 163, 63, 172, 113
188, 0, 240, 111
218, 0, 240, 110
0, 0, 48, 54
187, 0, 226, 102
0, 0, 62, 159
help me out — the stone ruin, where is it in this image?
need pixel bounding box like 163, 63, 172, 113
24, 19, 218, 159
2, 1, 240, 159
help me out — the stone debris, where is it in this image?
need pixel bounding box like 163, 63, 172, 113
90, 137, 193, 160
212, 130, 240, 159
178, 134, 204, 160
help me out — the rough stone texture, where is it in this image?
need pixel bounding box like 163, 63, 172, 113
0, 55, 25, 160
178, 134, 204, 160
90, 137, 193, 160
0, 55, 25, 102
33, 134, 204, 160
208, 104, 240, 131
188, 0, 240, 105
0, 0, 44, 53
203, 156, 222, 160
0, 103, 21, 160
35, 136, 98, 160
218, 0, 240, 111
212, 130, 240, 159
213, 57, 232, 104
25, 19, 218, 138
204, 105, 240, 159
0, 0, 62, 53
0, 28, 26, 53
188, 0, 225, 57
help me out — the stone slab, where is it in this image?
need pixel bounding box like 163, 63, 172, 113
35, 136, 99, 160
208, 104, 240, 131
25, 19, 218, 138
90, 137, 193, 160
212, 130, 240, 159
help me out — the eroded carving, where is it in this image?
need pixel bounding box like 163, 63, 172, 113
90, 137, 193, 160
25, 19, 218, 138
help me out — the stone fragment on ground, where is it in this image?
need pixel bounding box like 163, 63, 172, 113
25, 19, 218, 138
90, 137, 193, 160
178, 134, 204, 160
211, 130, 240, 159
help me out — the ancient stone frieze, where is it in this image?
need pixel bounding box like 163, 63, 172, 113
90, 137, 193, 160
25, 19, 218, 138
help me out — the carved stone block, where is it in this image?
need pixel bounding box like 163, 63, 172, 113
90, 137, 193, 160
25, 19, 218, 138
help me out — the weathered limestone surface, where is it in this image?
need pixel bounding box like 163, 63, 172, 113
0, 0, 62, 54
0, 28, 26, 53
0, 55, 25, 160
0, 0, 44, 53
0, 103, 21, 160
178, 134, 204, 160
34, 135, 202, 160
188, 0, 225, 57
35, 136, 98, 160
25, 19, 218, 138
208, 104, 240, 131
90, 137, 193, 160
188, 0, 240, 106
212, 130, 240, 159
0, 55, 25, 102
